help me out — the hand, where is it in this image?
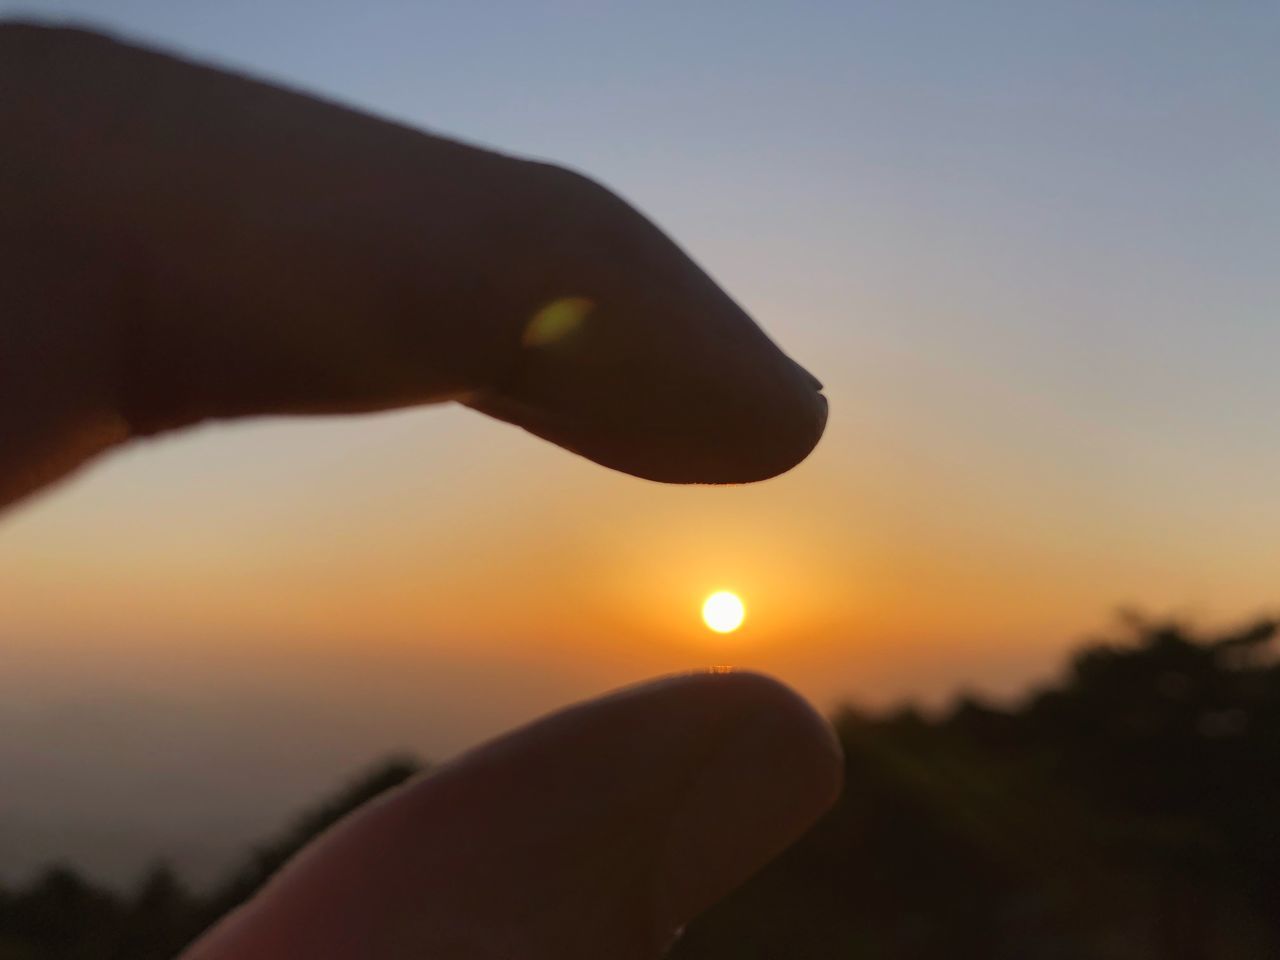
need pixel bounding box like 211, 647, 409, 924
1, 23, 840, 958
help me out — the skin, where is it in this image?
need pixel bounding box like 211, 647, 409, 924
1, 22, 842, 959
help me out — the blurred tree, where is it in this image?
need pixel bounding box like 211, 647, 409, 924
107, 863, 194, 960
2, 867, 119, 960
673, 615, 1280, 959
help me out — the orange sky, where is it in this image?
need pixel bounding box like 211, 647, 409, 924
2, 0, 1278, 888
3, 394, 1276, 721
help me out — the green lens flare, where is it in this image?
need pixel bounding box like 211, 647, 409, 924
522, 296, 594, 347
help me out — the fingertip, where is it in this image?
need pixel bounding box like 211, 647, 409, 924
178, 670, 842, 960
463, 168, 830, 484
650, 671, 844, 925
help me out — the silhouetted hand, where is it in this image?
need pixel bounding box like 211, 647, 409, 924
0, 23, 840, 958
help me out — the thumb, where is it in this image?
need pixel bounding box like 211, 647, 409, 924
181, 672, 843, 959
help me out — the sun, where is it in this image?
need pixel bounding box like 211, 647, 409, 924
702, 591, 745, 633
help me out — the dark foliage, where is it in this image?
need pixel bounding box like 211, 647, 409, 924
0, 758, 420, 960
672, 615, 1280, 959
3, 618, 1278, 959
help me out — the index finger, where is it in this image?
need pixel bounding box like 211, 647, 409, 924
0, 23, 826, 507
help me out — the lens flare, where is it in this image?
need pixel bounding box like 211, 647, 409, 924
523, 296, 594, 347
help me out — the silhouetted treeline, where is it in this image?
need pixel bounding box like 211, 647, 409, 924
673, 614, 1280, 959
4, 616, 1279, 958
0, 759, 421, 960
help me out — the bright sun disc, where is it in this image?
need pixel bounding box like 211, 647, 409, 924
702, 591, 745, 633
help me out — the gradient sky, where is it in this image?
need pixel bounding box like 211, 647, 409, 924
2, 0, 1278, 886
